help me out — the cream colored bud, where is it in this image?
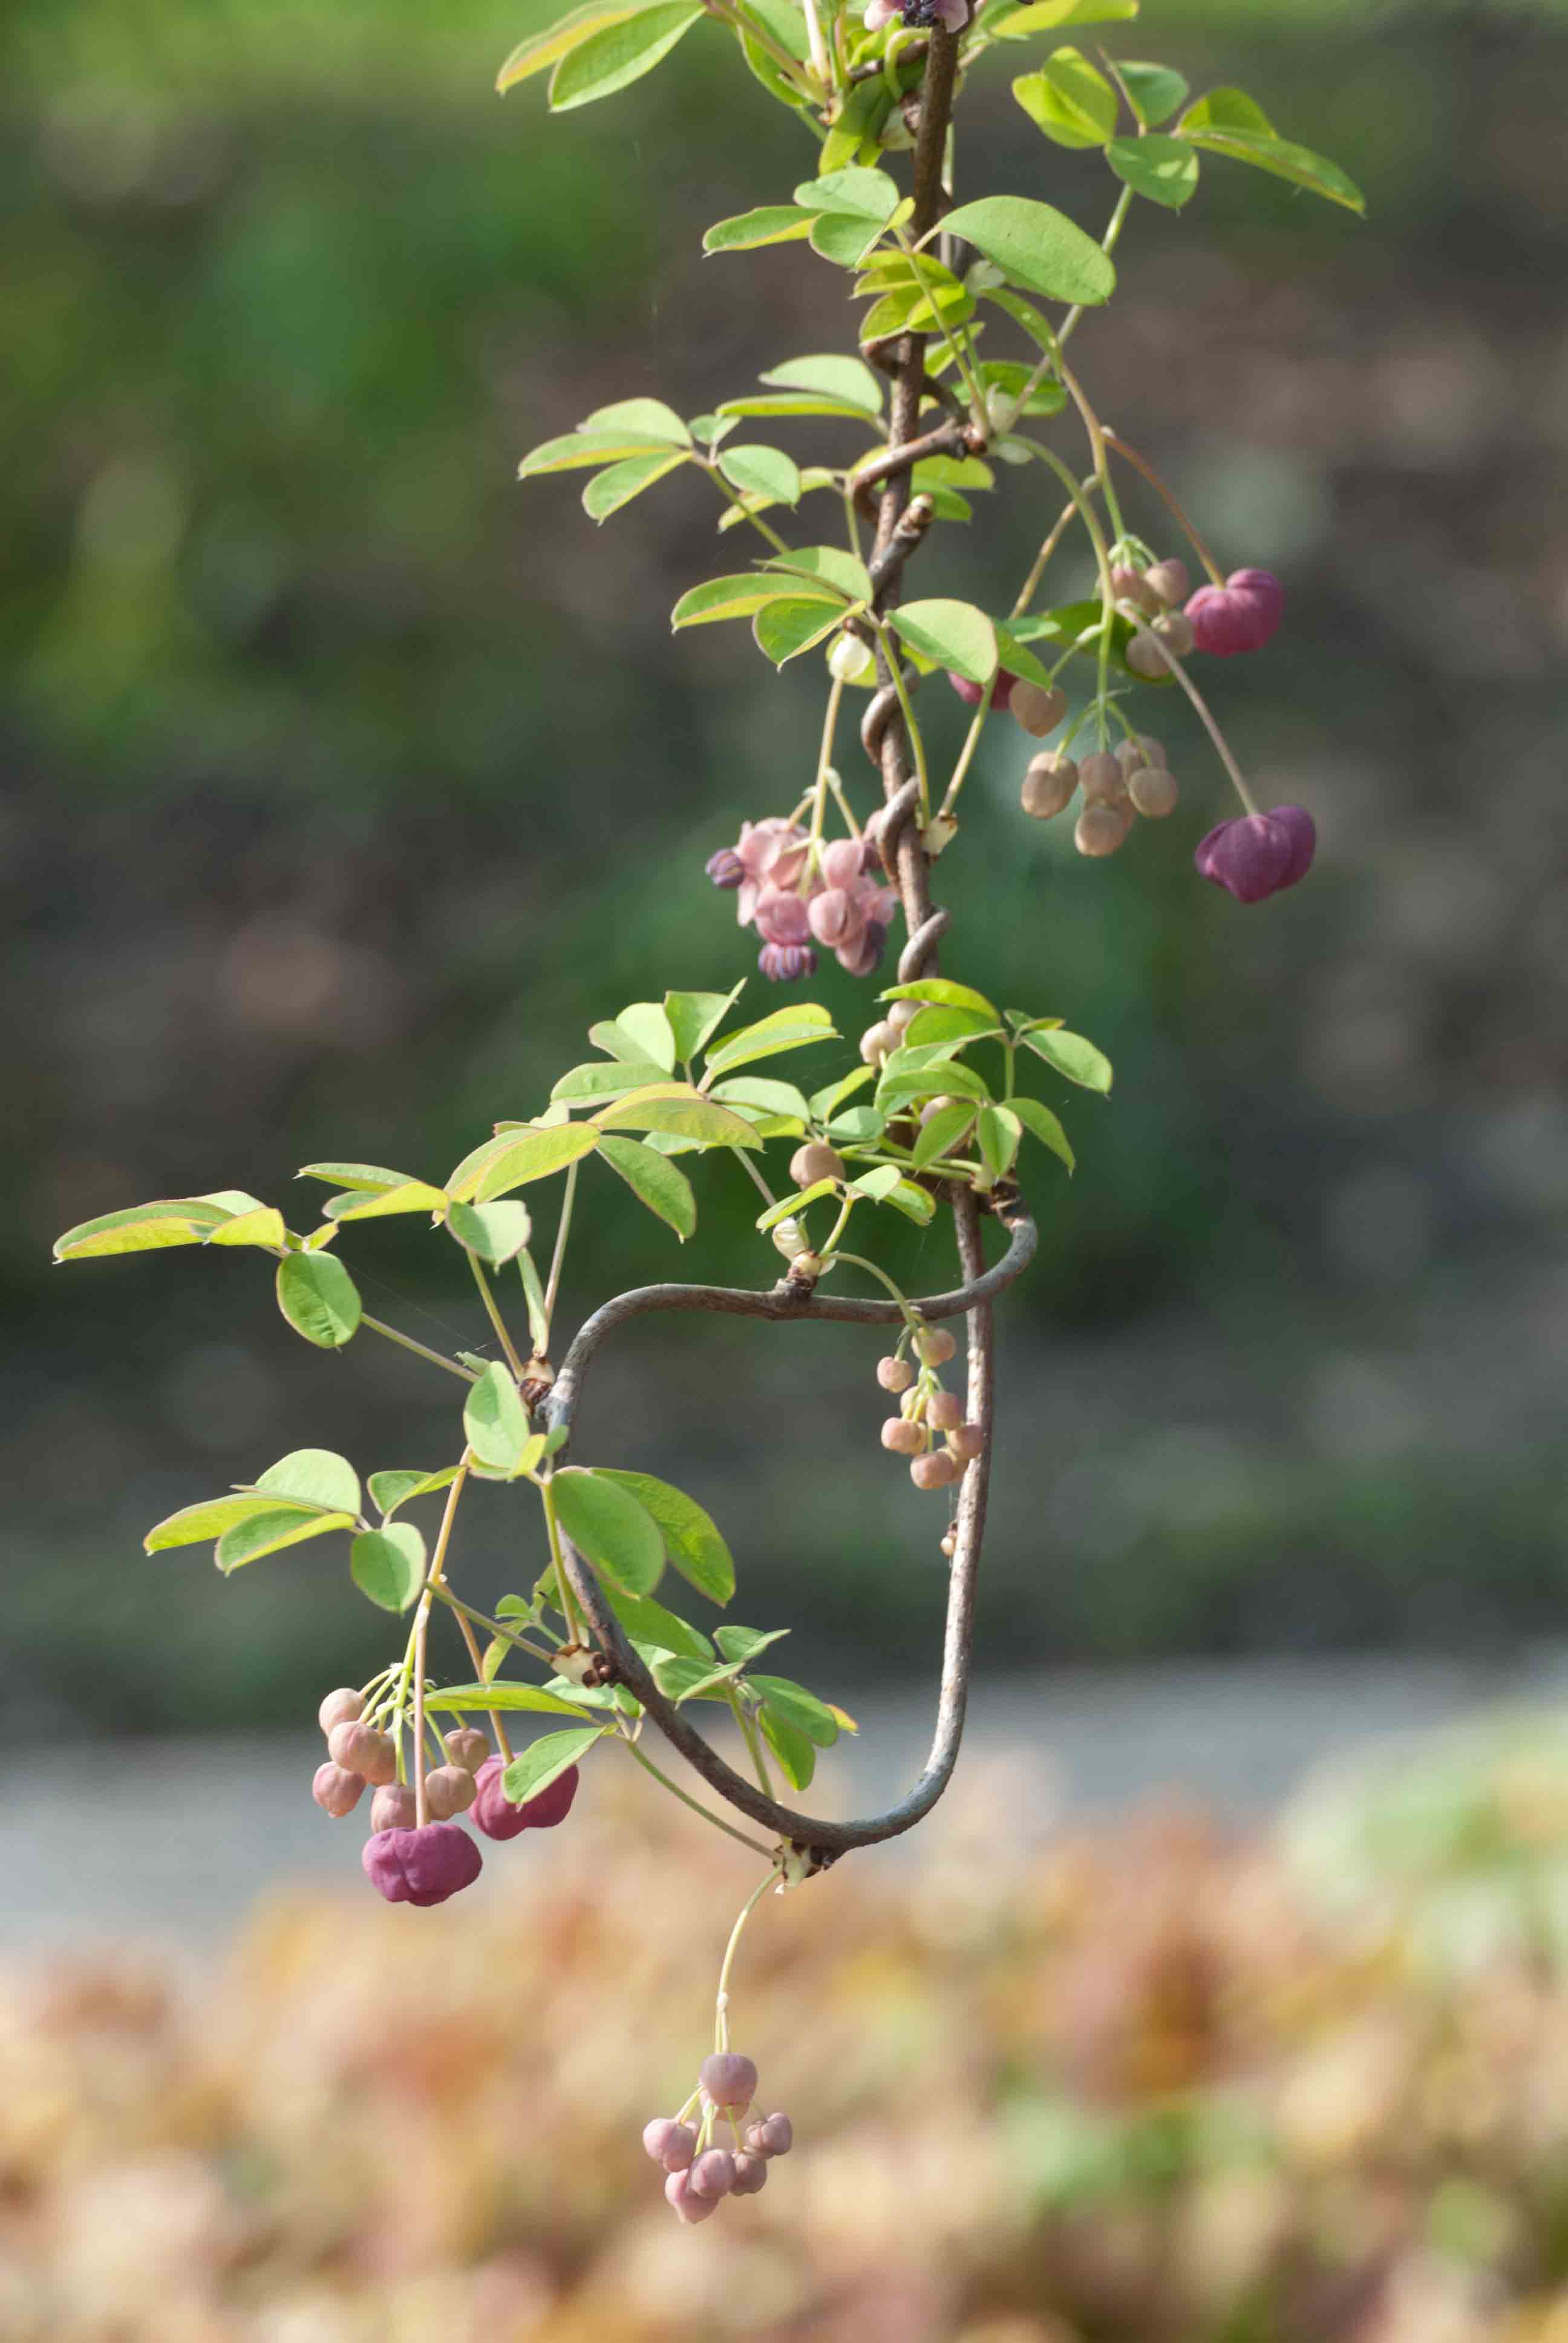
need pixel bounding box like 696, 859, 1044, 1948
911, 1450, 960, 1492
859, 1020, 898, 1066
829, 632, 868, 684
789, 1251, 825, 1280
1153, 610, 1195, 658
947, 1423, 985, 1463
1079, 752, 1126, 805
1021, 753, 1077, 821
915, 1326, 957, 1366
1009, 680, 1068, 739
789, 1142, 844, 1187
1145, 559, 1191, 608
881, 1417, 926, 1457
877, 1356, 915, 1394
425, 1764, 477, 1820
1126, 630, 1166, 681
771, 1217, 806, 1260
1076, 802, 1131, 858
1128, 765, 1180, 819
927, 1390, 965, 1432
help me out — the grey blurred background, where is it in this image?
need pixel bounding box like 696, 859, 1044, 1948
4, 0, 1567, 1758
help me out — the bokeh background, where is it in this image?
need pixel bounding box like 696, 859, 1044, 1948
4, 0, 1568, 2333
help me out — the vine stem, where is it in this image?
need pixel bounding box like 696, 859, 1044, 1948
714, 1866, 784, 2053
1103, 429, 1226, 589
412, 1455, 472, 1826
543, 1158, 578, 1337
360, 1312, 479, 1384
468, 1253, 529, 1383
622, 1737, 774, 1856
1011, 465, 1099, 620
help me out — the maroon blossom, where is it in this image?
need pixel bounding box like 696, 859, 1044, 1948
947, 668, 1016, 710
759, 942, 818, 982
469, 1754, 580, 1840
361, 1821, 482, 1907
1194, 807, 1316, 903
1185, 569, 1285, 658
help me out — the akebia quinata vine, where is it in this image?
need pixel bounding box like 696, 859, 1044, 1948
53, 0, 1360, 2232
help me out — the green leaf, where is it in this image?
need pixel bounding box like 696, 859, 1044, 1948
203, 1205, 288, 1250
1179, 86, 1275, 137
890, 599, 997, 684
296, 1162, 414, 1191
464, 1363, 534, 1475
754, 597, 843, 667
593, 1469, 735, 1603
1011, 1094, 1077, 1171
615, 1003, 679, 1069
718, 445, 803, 508
322, 1180, 448, 1222
652, 1654, 745, 1702
583, 451, 686, 520
215, 1507, 355, 1573
552, 1467, 665, 1596
501, 1726, 607, 1806
877, 1058, 991, 1110
990, 622, 1063, 695
446, 1200, 534, 1266
598, 1135, 696, 1240
547, 1, 705, 109
938, 195, 1116, 306
810, 1066, 876, 1118
976, 1104, 1023, 1181
883, 1180, 938, 1226
430, 1682, 593, 1718
794, 166, 901, 222
808, 211, 890, 268
53, 1198, 235, 1260
368, 1467, 453, 1517
880, 978, 1001, 1020
497, 1, 654, 88
763, 546, 870, 602
447, 1122, 600, 1204
1177, 122, 1367, 215
759, 1704, 816, 1790
671, 574, 838, 628
1106, 133, 1200, 209
257, 1449, 361, 1513
553, 1057, 671, 1102
717, 392, 879, 424
825, 1105, 883, 1145
904, 1006, 999, 1049
580, 397, 689, 444
713, 1623, 789, 1663
604, 1585, 714, 1662
1012, 49, 1119, 148
987, 0, 1138, 38
757, 1178, 836, 1231
913, 1101, 977, 1169
145, 1494, 289, 1553
708, 1076, 811, 1127
590, 1084, 762, 1148
1021, 1027, 1113, 1093
703, 206, 814, 254
275, 1251, 361, 1348
518, 1250, 551, 1355
847, 1164, 901, 1202
759, 355, 882, 416
1116, 59, 1189, 126
665, 984, 744, 1063
351, 1523, 426, 1613
751, 1673, 840, 1747
519, 428, 682, 477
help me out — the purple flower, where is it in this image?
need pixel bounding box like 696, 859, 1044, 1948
705, 847, 745, 890
836, 920, 886, 978
759, 943, 818, 983
754, 885, 812, 948
469, 1755, 580, 1840
361, 1821, 482, 1907
1194, 807, 1316, 903
808, 887, 866, 951
1185, 569, 1284, 658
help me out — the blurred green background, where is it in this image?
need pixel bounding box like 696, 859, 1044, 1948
5, 0, 1567, 1739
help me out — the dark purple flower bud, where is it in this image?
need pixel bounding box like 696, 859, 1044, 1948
1185, 568, 1285, 658
699, 2051, 759, 2109
759, 943, 818, 983
1194, 807, 1316, 903
706, 847, 745, 890
835, 922, 885, 979
754, 886, 811, 948
468, 1753, 580, 1840
361, 1822, 482, 1908
947, 667, 1015, 710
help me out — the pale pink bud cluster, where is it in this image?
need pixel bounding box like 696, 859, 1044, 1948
706, 821, 896, 983
643, 2051, 794, 2225
873, 1326, 982, 1498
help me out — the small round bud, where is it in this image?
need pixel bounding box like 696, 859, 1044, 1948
1153, 610, 1196, 659
1078, 752, 1126, 805
914, 1326, 957, 1366
887, 1000, 921, 1037
745, 2112, 794, 2158
829, 631, 867, 683
912, 1450, 960, 1492
939, 1529, 958, 1559
881, 1417, 926, 1457
789, 1142, 844, 1188
877, 1355, 915, 1393
770, 1217, 806, 1260
1021, 753, 1077, 821
1111, 563, 1159, 616
318, 1688, 364, 1737
1126, 630, 1166, 681
731, 2153, 769, 2197
1076, 803, 1131, 858
1008, 680, 1068, 739
947, 1422, 985, 1463
927, 1390, 964, 1432
370, 1783, 417, 1833
689, 2149, 737, 2201
328, 1722, 397, 1785
665, 2169, 717, 2224
699, 2052, 759, 2109
1128, 765, 1180, 820
1116, 733, 1166, 777
789, 1251, 824, 1280
443, 1729, 490, 1775
1145, 558, 1191, 608
361, 1821, 482, 1908
312, 1762, 364, 1819
860, 1021, 898, 1066
643, 2119, 697, 2172
425, 1763, 477, 1820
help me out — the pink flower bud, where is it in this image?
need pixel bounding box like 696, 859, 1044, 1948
665, 2169, 718, 2224
911, 1450, 959, 1492
370, 1783, 418, 1833
745, 2112, 794, 2158
328, 1722, 397, 1785
754, 887, 811, 948
689, 2148, 737, 2200
1111, 564, 1159, 615
915, 1326, 956, 1366
835, 922, 886, 978
443, 1729, 491, 1774
312, 1762, 364, 1818
731, 2152, 769, 2196
361, 1822, 482, 1908
863, 0, 900, 25
318, 1687, 364, 1736
808, 887, 866, 951
947, 1423, 985, 1463
881, 1417, 926, 1457
877, 1356, 915, 1392
1194, 807, 1315, 903
699, 2051, 759, 2109
425, 1763, 477, 1820
1021, 754, 1077, 822
1076, 802, 1131, 857
1185, 569, 1284, 657
927, 1390, 964, 1432
643, 2119, 697, 2172
1145, 559, 1191, 608
819, 838, 863, 891
759, 943, 817, 983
